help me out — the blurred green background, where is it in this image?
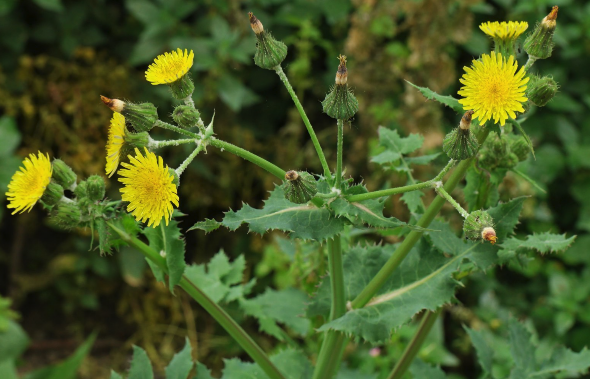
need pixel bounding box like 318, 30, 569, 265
1, 0, 589, 377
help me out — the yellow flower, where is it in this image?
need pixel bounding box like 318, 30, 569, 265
118, 148, 179, 228
145, 48, 194, 85
458, 52, 529, 126
106, 112, 126, 178
6, 152, 52, 214
480, 21, 528, 40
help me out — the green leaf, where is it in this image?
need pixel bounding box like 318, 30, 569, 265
32, 0, 64, 12
404, 153, 441, 166
221, 349, 312, 379
0, 361, 18, 379
126, 0, 161, 24
487, 197, 527, 241
401, 190, 424, 213
165, 338, 194, 379
410, 359, 448, 379
194, 363, 214, 379
0, 320, 29, 364
499, 233, 576, 256
313, 239, 490, 343
371, 127, 423, 165
128, 346, 153, 379
331, 185, 423, 231
508, 318, 536, 378
464, 326, 494, 376
239, 288, 310, 340
0, 296, 18, 332
187, 218, 222, 233
109, 371, 123, 379
222, 186, 345, 241
406, 81, 464, 113
464, 164, 499, 212
142, 220, 186, 294
337, 366, 378, 379
184, 250, 254, 304
24, 333, 96, 379
536, 346, 590, 377
0, 117, 21, 156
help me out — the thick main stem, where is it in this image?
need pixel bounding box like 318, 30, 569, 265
108, 224, 285, 379
312, 236, 346, 379
274, 65, 332, 181
387, 309, 442, 379
210, 138, 286, 179
336, 120, 344, 189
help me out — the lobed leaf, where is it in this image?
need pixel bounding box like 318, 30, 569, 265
187, 218, 222, 233
143, 220, 186, 294
499, 232, 576, 256
128, 346, 153, 379
464, 326, 494, 376
165, 338, 194, 379
406, 80, 464, 113
410, 359, 448, 379
220, 349, 312, 379
371, 127, 423, 166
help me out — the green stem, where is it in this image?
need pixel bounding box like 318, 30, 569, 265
345, 181, 434, 203
387, 309, 442, 379
433, 159, 456, 182
435, 186, 469, 219
524, 55, 538, 71
312, 236, 346, 379
350, 128, 491, 309
210, 138, 286, 180
155, 120, 200, 139
175, 142, 205, 177
275, 65, 332, 181
107, 223, 286, 379
336, 119, 344, 189
149, 138, 197, 149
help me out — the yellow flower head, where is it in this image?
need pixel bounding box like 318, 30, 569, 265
106, 112, 126, 178
480, 21, 528, 40
6, 152, 52, 214
458, 52, 529, 126
145, 48, 194, 85
118, 148, 179, 228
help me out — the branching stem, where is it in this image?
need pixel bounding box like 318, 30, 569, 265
435, 186, 469, 219
154, 120, 200, 139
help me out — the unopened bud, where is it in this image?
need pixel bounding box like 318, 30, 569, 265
124, 131, 150, 149
41, 181, 64, 207
172, 105, 201, 128
526, 75, 558, 107
442, 110, 479, 160
510, 137, 529, 161
248, 12, 287, 70
322, 55, 359, 120
51, 159, 77, 190
463, 210, 497, 244
74, 180, 88, 199
52, 202, 82, 229
335, 55, 348, 85
86, 175, 105, 202
101, 96, 158, 132
523, 6, 558, 60
283, 171, 318, 204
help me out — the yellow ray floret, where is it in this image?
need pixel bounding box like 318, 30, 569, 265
458, 52, 529, 126
6, 152, 52, 214
106, 112, 126, 178
118, 148, 179, 228
480, 21, 528, 40
145, 48, 194, 85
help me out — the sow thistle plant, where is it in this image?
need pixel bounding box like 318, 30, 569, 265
6, 7, 589, 379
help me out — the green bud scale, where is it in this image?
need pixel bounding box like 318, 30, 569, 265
101, 96, 158, 133
463, 210, 497, 244
510, 137, 529, 162
322, 55, 359, 120
525, 74, 558, 107
523, 6, 558, 60
283, 171, 318, 204
169, 75, 195, 100
51, 159, 77, 189
86, 175, 106, 202
173, 105, 201, 128
125, 131, 150, 149
442, 110, 479, 160
41, 181, 64, 207
52, 202, 82, 229
249, 12, 288, 70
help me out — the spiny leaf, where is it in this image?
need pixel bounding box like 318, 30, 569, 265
487, 197, 527, 241
536, 346, 590, 377
239, 288, 311, 340
187, 218, 222, 233
222, 186, 344, 241
220, 349, 312, 379
401, 190, 424, 213
165, 338, 194, 379
195, 363, 215, 379
508, 318, 536, 378
406, 80, 464, 113
128, 346, 153, 379
410, 359, 448, 379
143, 220, 186, 294
371, 127, 424, 165
464, 326, 494, 376
499, 232, 576, 256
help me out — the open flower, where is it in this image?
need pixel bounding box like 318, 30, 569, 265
118, 148, 179, 228
480, 21, 528, 40
458, 52, 529, 126
106, 112, 126, 177
145, 48, 194, 85
6, 152, 52, 214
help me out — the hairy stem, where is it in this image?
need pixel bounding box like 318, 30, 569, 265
107, 223, 286, 379
435, 186, 469, 219
210, 138, 286, 179
175, 142, 205, 177
336, 119, 344, 189
149, 138, 197, 149
524, 55, 538, 71
275, 65, 332, 181
154, 120, 200, 139
387, 309, 442, 379
345, 181, 434, 203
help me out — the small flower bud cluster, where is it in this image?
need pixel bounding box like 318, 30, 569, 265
526, 74, 558, 107
443, 111, 479, 161
249, 12, 288, 70
478, 134, 529, 170
322, 55, 359, 120
524, 6, 558, 60
463, 210, 497, 244
283, 170, 318, 204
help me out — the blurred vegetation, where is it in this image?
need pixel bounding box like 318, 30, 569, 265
0, 0, 589, 378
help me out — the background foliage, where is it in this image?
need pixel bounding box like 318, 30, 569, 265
0, 0, 589, 378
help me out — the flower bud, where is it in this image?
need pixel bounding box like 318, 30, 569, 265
86, 175, 105, 202
52, 202, 82, 229
525, 75, 558, 107
172, 105, 201, 128
442, 110, 479, 160
51, 159, 77, 190
523, 6, 558, 60
510, 137, 529, 162
125, 131, 150, 149
74, 180, 87, 199
463, 210, 497, 244
169, 76, 195, 100
249, 12, 288, 70
322, 55, 359, 120
101, 96, 158, 132
41, 181, 64, 207
283, 170, 318, 204
499, 152, 519, 169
